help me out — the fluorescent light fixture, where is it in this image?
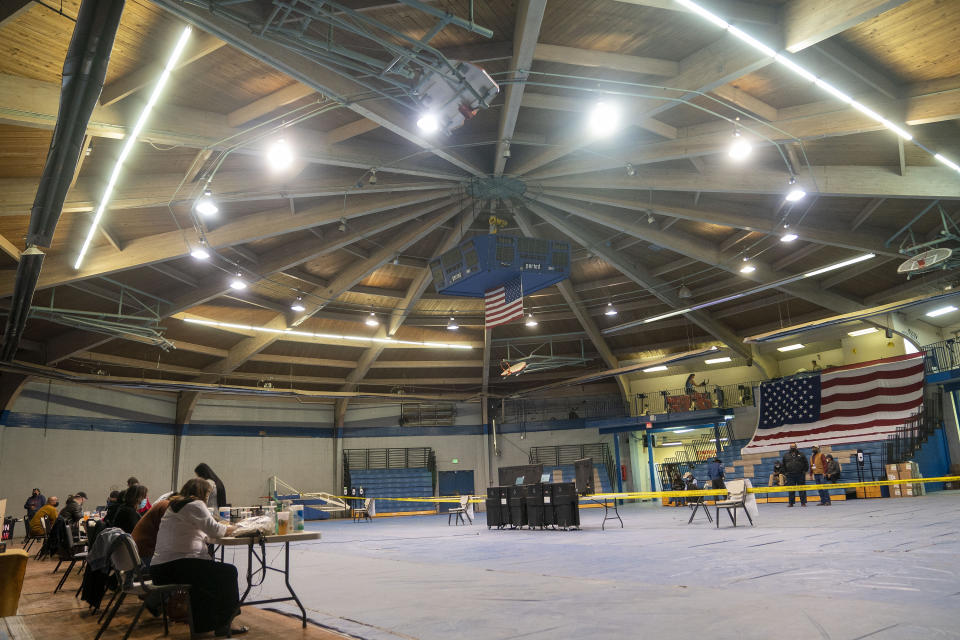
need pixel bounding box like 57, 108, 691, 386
777, 343, 804, 352
447, 317, 459, 331
705, 356, 732, 364
194, 189, 218, 217
267, 138, 294, 171
780, 233, 798, 242
525, 313, 539, 327
190, 246, 209, 260
724, 414, 734, 420
926, 305, 958, 318
183, 317, 473, 349
643, 308, 691, 323
290, 298, 306, 312
588, 101, 619, 137
673, 428, 694, 433
642, 365, 667, 373
74, 26, 193, 270
847, 327, 878, 337
365, 312, 380, 327
417, 113, 439, 133
605, 302, 618, 316
728, 138, 752, 160
935, 153, 960, 173
709, 438, 729, 443
803, 253, 875, 278
229, 275, 247, 290
661, 441, 684, 447
740, 263, 756, 274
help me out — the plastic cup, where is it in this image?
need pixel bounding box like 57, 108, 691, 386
277, 511, 290, 535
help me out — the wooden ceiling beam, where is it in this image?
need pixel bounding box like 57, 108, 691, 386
0, 73, 463, 182
850, 198, 886, 231
494, 0, 547, 176
152, 0, 487, 177
0, 234, 21, 262
522, 92, 678, 140
782, 0, 910, 53
0, 190, 453, 297
227, 83, 316, 127
533, 43, 679, 77
610, 0, 777, 25
540, 190, 898, 257
100, 31, 226, 106
148, 263, 198, 288
711, 85, 778, 121
772, 242, 821, 270
0, 0, 32, 25
813, 40, 902, 100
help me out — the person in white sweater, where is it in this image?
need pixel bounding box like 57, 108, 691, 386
150, 478, 243, 636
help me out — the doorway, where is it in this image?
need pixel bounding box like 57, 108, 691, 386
438, 470, 475, 513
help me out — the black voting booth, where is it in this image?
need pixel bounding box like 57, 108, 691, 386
486, 467, 579, 530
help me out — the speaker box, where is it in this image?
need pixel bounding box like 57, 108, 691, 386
508, 484, 528, 528
525, 483, 544, 528
486, 486, 509, 528
574, 458, 594, 496
552, 482, 579, 528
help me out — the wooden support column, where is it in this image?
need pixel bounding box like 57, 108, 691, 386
0, 373, 30, 421
171, 391, 201, 491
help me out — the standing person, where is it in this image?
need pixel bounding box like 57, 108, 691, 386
707, 457, 725, 489
24, 488, 46, 521
782, 443, 809, 507
823, 454, 842, 506
59, 492, 88, 526
194, 463, 228, 509
29, 497, 58, 535
150, 478, 243, 637
809, 445, 830, 505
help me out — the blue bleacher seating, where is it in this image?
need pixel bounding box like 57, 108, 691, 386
348, 468, 434, 513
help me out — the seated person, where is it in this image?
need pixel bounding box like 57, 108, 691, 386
24, 488, 46, 521
59, 492, 88, 526
768, 462, 786, 487
29, 496, 59, 535
132, 497, 172, 564
151, 478, 243, 637
112, 485, 144, 534
135, 485, 152, 516
104, 490, 123, 525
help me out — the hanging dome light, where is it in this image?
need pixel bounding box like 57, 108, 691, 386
446, 317, 459, 331
677, 284, 692, 299
267, 138, 294, 171
190, 240, 210, 261
290, 297, 305, 312
194, 189, 218, 217
229, 272, 247, 290
785, 176, 806, 202
365, 312, 379, 327
605, 302, 618, 316
525, 313, 539, 327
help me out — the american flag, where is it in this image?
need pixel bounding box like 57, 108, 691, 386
485, 276, 524, 328
741, 354, 925, 454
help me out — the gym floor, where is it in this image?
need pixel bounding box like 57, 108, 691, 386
238, 494, 960, 640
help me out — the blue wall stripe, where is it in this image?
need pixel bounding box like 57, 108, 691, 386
2, 411, 176, 435
17, 389, 174, 424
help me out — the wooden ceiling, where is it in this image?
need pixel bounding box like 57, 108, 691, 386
0, 0, 958, 408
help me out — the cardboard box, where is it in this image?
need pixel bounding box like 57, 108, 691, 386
855, 486, 882, 499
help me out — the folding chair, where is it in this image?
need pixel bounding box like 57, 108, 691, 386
352, 498, 372, 522
34, 516, 55, 560
22, 514, 47, 554
448, 496, 472, 526
714, 479, 753, 528
95, 534, 195, 640
53, 525, 88, 593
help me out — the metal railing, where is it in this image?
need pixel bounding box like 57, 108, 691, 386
529, 443, 616, 491
922, 339, 960, 374
636, 382, 758, 415
503, 394, 627, 423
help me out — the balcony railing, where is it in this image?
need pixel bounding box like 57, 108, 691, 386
922, 339, 960, 374
636, 382, 758, 415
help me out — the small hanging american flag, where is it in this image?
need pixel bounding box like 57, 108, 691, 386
485, 276, 524, 328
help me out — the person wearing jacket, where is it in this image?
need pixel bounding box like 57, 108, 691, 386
24, 488, 46, 521
112, 486, 143, 534
706, 457, 725, 489
59, 492, 87, 525
29, 496, 58, 535
823, 454, 842, 506
809, 445, 830, 505
782, 444, 809, 507
768, 462, 785, 487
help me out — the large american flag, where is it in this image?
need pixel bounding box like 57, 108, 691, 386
485, 276, 524, 328
741, 354, 925, 454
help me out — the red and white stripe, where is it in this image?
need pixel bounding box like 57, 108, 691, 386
742, 354, 924, 454
484, 286, 523, 328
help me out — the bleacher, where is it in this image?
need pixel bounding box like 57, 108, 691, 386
348, 468, 435, 513
542, 463, 613, 493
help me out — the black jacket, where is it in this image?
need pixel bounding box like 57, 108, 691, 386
782, 450, 809, 475
59, 499, 83, 525
112, 505, 141, 534
825, 459, 841, 480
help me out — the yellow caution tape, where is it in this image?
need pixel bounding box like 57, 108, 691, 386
328, 475, 960, 504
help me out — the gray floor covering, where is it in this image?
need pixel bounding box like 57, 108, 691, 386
224, 493, 960, 640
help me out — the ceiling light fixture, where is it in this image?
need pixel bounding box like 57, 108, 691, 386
587, 101, 619, 137
368, 169, 377, 185
926, 305, 958, 318
182, 317, 473, 349
728, 135, 752, 161
291, 297, 306, 312
525, 313, 539, 327
229, 273, 247, 290
190, 240, 210, 261
642, 365, 668, 372
705, 356, 732, 364
416, 113, 439, 133
626, 163, 636, 176
338, 218, 347, 233
74, 26, 193, 270
847, 327, 879, 337
672, 0, 916, 145
267, 138, 294, 171
803, 253, 875, 278
365, 312, 380, 327
740, 263, 756, 274
503, 142, 511, 158
605, 302, 618, 316
677, 285, 692, 298
647, 212, 655, 224
661, 441, 684, 447
785, 176, 806, 202
780, 233, 798, 242
935, 154, 960, 173
446, 317, 459, 331
776, 343, 804, 352
194, 189, 218, 218
643, 308, 691, 323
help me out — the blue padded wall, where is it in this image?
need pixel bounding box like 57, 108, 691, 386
349, 468, 435, 513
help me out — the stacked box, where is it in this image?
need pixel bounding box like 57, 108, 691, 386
886, 464, 902, 497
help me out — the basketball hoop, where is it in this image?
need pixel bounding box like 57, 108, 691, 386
897, 248, 953, 274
